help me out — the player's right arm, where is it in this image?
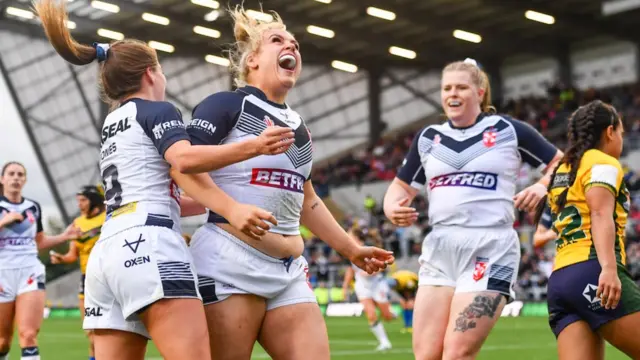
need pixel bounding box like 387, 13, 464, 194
50, 240, 79, 264
0, 211, 24, 228
140, 99, 294, 174
383, 130, 424, 227
584, 160, 623, 309
170, 169, 277, 241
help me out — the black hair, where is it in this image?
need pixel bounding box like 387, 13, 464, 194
77, 185, 105, 215
534, 100, 620, 225
0, 161, 26, 196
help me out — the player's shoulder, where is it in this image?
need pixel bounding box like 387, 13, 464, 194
194, 90, 247, 114
133, 99, 181, 119
580, 149, 622, 171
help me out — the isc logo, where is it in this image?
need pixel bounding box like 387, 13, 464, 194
250, 168, 305, 193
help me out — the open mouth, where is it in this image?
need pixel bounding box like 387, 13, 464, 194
278, 54, 297, 71
447, 99, 462, 108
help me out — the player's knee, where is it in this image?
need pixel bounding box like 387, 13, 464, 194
413, 339, 443, 360
17, 327, 39, 346
442, 341, 478, 360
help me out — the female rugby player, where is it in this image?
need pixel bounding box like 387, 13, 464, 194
178, 6, 395, 360
0, 162, 80, 360
383, 58, 563, 360
538, 100, 640, 360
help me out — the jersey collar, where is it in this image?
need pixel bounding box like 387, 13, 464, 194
447, 112, 491, 130
0, 195, 24, 204
237, 86, 288, 110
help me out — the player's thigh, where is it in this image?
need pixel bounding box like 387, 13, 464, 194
0, 301, 14, 347
140, 298, 210, 360
557, 321, 604, 360
598, 311, 640, 358
442, 291, 506, 360
413, 285, 455, 360
259, 302, 329, 360
205, 294, 266, 360
93, 329, 147, 360
14, 290, 45, 343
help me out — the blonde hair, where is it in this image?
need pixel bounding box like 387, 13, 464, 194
442, 61, 495, 113
34, 0, 159, 108
228, 5, 287, 87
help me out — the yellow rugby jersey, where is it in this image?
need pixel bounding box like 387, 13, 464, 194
73, 211, 106, 274
391, 270, 419, 291
549, 149, 629, 270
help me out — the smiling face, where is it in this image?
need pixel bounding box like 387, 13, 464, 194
247, 28, 302, 91
441, 70, 484, 123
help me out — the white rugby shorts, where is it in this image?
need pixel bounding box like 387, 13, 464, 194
418, 226, 520, 301
190, 224, 317, 310
0, 263, 45, 303
82, 224, 200, 338
354, 275, 390, 304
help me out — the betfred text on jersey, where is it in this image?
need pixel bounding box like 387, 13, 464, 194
101, 117, 131, 144
250, 168, 305, 193
429, 171, 498, 190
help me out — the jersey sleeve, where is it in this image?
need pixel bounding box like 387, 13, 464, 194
137, 101, 190, 158
581, 157, 624, 196
396, 130, 427, 189
187, 92, 242, 145
506, 117, 557, 171
34, 201, 43, 233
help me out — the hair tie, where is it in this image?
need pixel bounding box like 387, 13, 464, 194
463, 58, 478, 67
92, 42, 110, 62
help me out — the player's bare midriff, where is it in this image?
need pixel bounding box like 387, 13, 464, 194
216, 223, 305, 259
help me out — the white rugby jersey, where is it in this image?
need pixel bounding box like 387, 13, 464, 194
100, 98, 189, 236
397, 113, 557, 228
187, 86, 313, 235
0, 196, 43, 269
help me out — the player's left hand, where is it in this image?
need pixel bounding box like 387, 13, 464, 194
514, 183, 546, 212
350, 246, 395, 274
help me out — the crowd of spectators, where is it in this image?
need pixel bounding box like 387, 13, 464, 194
305, 80, 640, 302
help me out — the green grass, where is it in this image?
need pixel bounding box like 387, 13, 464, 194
7, 316, 629, 359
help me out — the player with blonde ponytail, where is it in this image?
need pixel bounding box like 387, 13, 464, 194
180, 5, 394, 360
384, 58, 564, 359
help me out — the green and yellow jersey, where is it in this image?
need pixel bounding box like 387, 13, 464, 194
549, 149, 629, 271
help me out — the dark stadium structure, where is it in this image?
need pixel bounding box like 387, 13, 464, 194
0, 0, 637, 221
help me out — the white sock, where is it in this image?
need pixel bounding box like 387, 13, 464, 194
370, 321, 391, 345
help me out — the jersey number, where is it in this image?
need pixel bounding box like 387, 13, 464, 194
102, 164, 122, 212
555, 205, 587, 248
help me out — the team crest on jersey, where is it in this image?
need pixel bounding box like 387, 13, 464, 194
482, 128, 497, 148
25, 210, 35, 224
264, 115, 275, 127
473, 257, 489, 281
433, 134, 441, 145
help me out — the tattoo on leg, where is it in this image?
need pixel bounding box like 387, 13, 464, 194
453, 294, 503, 333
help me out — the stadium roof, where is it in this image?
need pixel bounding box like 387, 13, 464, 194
1, 0, 637, 72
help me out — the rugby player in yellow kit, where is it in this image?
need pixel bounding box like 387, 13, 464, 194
50, 185, 105, 360
387, 270, 418, 333
536, 100, 640, 360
